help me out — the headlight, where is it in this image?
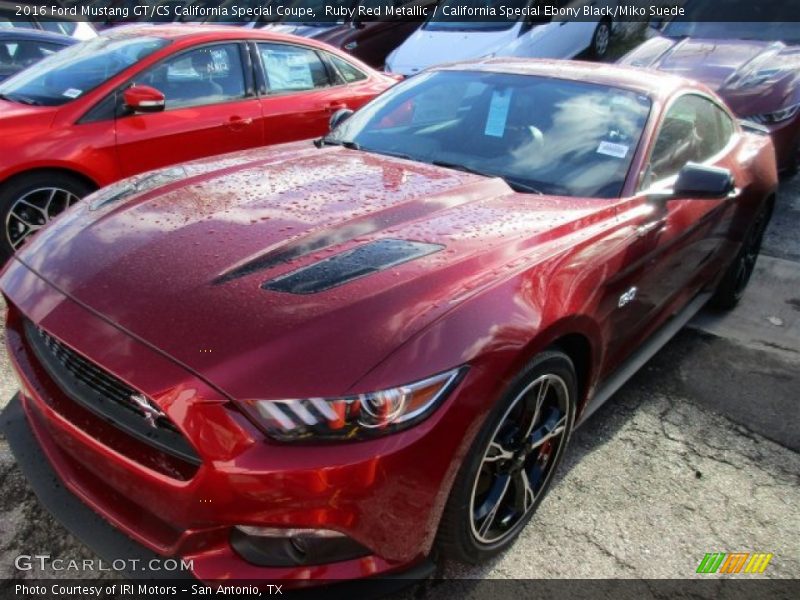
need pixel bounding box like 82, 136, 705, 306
747, 103, 800, 125
246, 367, 465, 442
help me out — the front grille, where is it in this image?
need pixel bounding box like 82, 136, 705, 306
24, 320, 201, 470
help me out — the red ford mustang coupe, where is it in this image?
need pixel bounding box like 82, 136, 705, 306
0, 24, 395, 261
1, 60, 777, 583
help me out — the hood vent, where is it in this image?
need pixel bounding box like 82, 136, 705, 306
262, 239, 444, 295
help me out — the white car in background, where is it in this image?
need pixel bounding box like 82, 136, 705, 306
386, 0, 628, 76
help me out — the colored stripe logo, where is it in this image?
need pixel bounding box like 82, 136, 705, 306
697, 553, 773, 574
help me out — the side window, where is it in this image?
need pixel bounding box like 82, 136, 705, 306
328, 54, 367, 84
39, 22, 76, 36
647, 95, 735, 184
0, 14, 35, 30
1, 40, 63, 68
257, 43, 331, 93
716, 108, 736, 147
132, 44, 246, 110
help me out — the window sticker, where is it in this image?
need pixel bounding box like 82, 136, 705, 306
62, 88, 82, 99
597, 140, 629, 159
263, 50, 313, 91
484, 88, 513, 138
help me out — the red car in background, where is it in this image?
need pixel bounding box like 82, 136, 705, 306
0, 60, 777, 583
619, 0, 800, 173
0, 25, 395, 260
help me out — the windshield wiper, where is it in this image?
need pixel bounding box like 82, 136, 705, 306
431, 161, 543, 194
504, 177, 544, 195
0, 93, 42, 106
430, 160, 498, 178
313, 137, 361, 150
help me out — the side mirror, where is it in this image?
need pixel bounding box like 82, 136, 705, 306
674, 163, 735, 199
123, 84, 165, 114
329, 108, 354, 131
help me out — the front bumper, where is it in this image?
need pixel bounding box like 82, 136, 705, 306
0, 260, 464, 583
2, 393, 435, 593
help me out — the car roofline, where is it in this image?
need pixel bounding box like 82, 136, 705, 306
427, 58, 692, 101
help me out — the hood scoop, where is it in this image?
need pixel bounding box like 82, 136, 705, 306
262, 239, 444, 295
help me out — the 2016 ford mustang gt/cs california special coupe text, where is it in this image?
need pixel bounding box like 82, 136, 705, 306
0, 60, 777, 583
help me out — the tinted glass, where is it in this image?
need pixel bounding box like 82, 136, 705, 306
0, 12, 36, 29
328, 69, 652, 198
39, 22, 78, 36
0, 36, 168, 106
258, 43, 331, 92
132, 44, 246, 110
0, 40, 64, 69
329, 54, 366, 83
648, 95, 735, 184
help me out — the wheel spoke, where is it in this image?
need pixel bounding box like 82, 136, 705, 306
476, 474, 511, 538
484, 440, 514, 463
522, 376, 550, 439
514, 468, 536, 513
470, 371, 571, 544
6, 186, 80, 250
15, 199, 47, 221
44, 188, 57, 214
529, 415, 567, 451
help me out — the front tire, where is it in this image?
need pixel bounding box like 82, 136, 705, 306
0, 172, 93, 263
436, 350, 577, 564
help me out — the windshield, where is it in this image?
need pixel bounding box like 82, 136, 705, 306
326, 70, 651, 198
663, 0, 800, 45
424, 0, 529, 32
0, 35, 168, 106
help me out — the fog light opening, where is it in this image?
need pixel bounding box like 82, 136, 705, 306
230, 526, 370, 567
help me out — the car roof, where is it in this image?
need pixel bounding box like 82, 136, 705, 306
100, 24, 333, 48
0, 28, 76, 45
434, 58, 694, 101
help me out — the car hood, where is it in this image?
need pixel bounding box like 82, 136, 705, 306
0, 99, 58, 131
496, 23, 576, 59
17, 143, 603, 400
388, 26, 519, 75
619, 36, 800, 115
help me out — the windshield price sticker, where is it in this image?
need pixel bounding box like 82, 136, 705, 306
597, 140, 630, 159
485, 89, 513, 138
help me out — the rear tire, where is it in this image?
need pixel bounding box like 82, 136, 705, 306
0, 172, 93, 264
710, 200, 772, 310
435, 350, 577, 564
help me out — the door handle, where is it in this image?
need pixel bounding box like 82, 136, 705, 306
225, 116, 253, 131
326, 102, 348, 113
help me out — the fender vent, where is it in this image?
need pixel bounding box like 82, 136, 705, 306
262, 239, 444, 295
